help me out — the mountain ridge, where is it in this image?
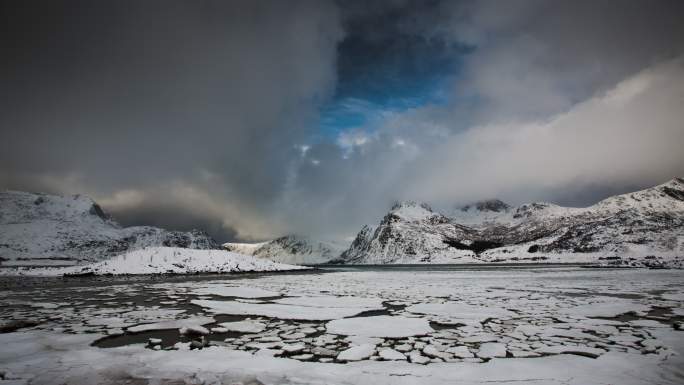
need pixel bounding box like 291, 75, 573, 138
3, 178, 682, 268
336, 178, 684, 267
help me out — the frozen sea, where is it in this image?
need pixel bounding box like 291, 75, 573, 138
1, 265, 683, 385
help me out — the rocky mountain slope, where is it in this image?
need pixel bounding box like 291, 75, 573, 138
337, 178, 684, 267
0, 191, 219, 267
223, 235, 344, 265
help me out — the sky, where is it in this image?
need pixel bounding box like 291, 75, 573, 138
1, 0, 684, 242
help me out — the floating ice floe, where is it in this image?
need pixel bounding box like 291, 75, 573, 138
660, 292, 683, 302
563, 300, 652, 318
534, 345, 606, 358
282, 343, 306, 353
127, 316, 214, 333
216, 320, 267, 333
422, 344, 450, 360
337, 344, 375, 361
122, 309, 186, 322
180, 325, 210, 336
477, 343, 508, 358
378, 348, 406, 361
192, 285, 280, 298
191, 298, 381, 321
406, 302, 516, 324
85, 317, 132, 329
274, 295, 383, 309
326, 316, 433, 338
446, 345, 474, 358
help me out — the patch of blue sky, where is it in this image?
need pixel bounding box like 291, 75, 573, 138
319, 73, 453, 139
317, 32, 466, 139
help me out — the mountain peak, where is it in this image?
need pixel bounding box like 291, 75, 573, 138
460, 199, 511, 213
388, 201, 437, 222
659, 177, 684, 191
660, 177, 684, 201
390, 200, 433, 212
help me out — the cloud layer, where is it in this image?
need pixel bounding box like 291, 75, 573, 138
2, 0, 683, 241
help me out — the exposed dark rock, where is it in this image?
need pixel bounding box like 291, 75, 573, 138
443, 239, 503, 254
461, 199, 511, 213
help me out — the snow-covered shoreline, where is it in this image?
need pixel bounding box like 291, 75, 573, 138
0, 247, 310, 276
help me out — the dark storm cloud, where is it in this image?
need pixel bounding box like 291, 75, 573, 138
1, 0, 342, 240
2, 0, 684, 242
104, 192, 238, 242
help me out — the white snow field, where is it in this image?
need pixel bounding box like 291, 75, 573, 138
1, 266, 683, 384
0, 246, 309, 276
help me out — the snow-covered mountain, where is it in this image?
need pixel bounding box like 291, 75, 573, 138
223, 235, 345, 265
0, 191, 219, 267
0, 247, 307, 276
337, 178, 684, 267
337, 201, 479, 264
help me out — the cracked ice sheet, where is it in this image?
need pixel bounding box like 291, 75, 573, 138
2, 267, 684, 383
1, 330, 684, 385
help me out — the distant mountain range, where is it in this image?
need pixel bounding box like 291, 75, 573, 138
335, 178, 684, 268
2, 178, 683, 268
222, 235, 345, 265
0, 191, 218, 267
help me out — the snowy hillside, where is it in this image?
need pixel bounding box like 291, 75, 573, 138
338, 178, 684, 267
223, 235, 345, 264
1, 247, 308, 276
0, 191, 219, 267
